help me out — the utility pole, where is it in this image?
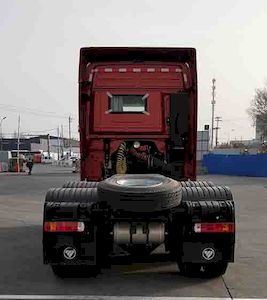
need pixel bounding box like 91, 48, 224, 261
211, 78, 216, 149
61, 124, 64, 158
0, 116, 7, 151
57, 126, 60, 161
214, 116, 222, 147
68, 116, 72, 158
47, 134, 50, 158
17, 115, 20, 173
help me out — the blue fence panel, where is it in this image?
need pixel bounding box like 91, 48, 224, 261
203, 154, 267, 177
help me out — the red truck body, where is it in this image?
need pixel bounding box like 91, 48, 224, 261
42, 47, 235, 279
78, 47, 197, 181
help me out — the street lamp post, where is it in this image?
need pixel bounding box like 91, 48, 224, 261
0, 116, 7, 151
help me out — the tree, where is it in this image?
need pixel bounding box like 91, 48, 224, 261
248, 84, 267, 141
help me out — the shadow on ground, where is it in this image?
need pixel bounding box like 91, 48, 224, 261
0, 225, 227, 297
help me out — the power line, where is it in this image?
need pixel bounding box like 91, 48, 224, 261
22, 128, 58, 134
0, 107, 70, 120
0, 103, 76, 117
0, 104, 77, 120
200, 117, 249, 122
223, 117, 249, 121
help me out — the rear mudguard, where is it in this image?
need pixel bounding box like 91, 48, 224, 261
178, 200, 235, 263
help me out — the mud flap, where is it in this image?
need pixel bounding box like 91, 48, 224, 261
180, 200, 235, 263
43, 202, 98, 266
182, 242, 223, 263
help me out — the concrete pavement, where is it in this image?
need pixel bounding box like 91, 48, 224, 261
0, 165, 266, 298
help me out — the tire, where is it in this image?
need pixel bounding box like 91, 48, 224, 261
178, 261, 228, 278
63, 181, 99, 188
98, 174, 182, 212
51, 265, 99, 278
45, 188, 98, 203
181, 186, 233, 202
180, 181, 214, 188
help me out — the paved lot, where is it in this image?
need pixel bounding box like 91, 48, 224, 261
0, 165, 266, 298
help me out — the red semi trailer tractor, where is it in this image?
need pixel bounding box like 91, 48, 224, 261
43, 47, 235, 278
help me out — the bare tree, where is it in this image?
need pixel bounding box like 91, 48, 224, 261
248, 84, 267, 140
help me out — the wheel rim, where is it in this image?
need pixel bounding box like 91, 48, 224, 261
116, 177, 163, 188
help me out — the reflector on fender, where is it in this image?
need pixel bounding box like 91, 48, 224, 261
194, 223, 235, 233
44, 221, 85, 232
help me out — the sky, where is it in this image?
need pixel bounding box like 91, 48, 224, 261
1, 0, 267, 143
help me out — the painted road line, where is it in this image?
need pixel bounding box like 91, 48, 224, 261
0, 297, 232, 300
0, 296, 266, 300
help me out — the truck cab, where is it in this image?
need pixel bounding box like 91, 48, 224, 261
79, 48, 197, 181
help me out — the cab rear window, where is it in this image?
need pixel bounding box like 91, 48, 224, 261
108, 94, 148, 113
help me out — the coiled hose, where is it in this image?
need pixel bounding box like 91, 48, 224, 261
116, 142, 127, 174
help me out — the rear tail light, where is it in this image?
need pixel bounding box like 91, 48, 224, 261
194, 223, 235, 233
44, 221, 85, 232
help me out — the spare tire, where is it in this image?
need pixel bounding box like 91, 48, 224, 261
45, 188, 99, 203
63, 181, 99, 188
98, 174, 182, 212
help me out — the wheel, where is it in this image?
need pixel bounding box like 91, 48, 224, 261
178, 261, 228, 278
63, 181, 99, 188
180, 181, 214, 188
181, 186, 233, 202
45, 187, 99, 203
98, 174, 182, 212
51, 265, 99, 278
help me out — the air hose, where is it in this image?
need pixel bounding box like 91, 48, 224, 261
116, 142, 127, 174
129, 146, 149, 162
